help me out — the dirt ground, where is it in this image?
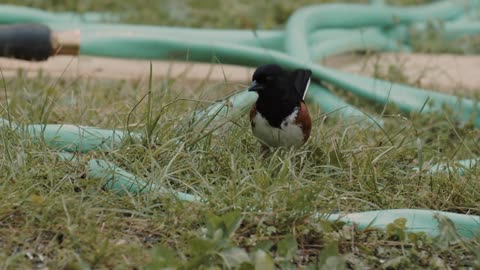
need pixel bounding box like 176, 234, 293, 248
325, 52, 480, 94
1, 53, 479, 94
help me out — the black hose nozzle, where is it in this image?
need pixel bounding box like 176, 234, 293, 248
0, 23, 53, 61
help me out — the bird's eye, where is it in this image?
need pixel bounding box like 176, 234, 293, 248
265, 75, 274, 81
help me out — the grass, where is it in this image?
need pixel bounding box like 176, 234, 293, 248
1, 0, 480, 269
2, 0, 437, 28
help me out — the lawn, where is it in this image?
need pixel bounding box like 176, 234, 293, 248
1, 0, 480, 269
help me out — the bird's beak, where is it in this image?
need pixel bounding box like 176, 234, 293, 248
248, 80, 263, 92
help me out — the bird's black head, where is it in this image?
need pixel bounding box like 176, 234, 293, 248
248, 64, 287, 95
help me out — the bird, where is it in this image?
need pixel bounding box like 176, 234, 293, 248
248, 64, 312, 150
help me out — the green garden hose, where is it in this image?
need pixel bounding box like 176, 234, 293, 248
57, 152, 199, 201
0, 117, 140, 152
418, 158, 478, 176
76, 33, 477, 126
0, 118, 198, 201
285, 1, 467, 59
327, 209, 480, 239
309, 28, 411, 61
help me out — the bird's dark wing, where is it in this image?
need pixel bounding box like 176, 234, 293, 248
291, 69, 312, 101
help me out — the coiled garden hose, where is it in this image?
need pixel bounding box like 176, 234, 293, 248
1, 1, 480, 238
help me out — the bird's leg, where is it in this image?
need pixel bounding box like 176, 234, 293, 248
260, 144, 271, 158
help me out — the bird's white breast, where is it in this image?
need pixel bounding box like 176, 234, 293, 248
252, 108, 304, 147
